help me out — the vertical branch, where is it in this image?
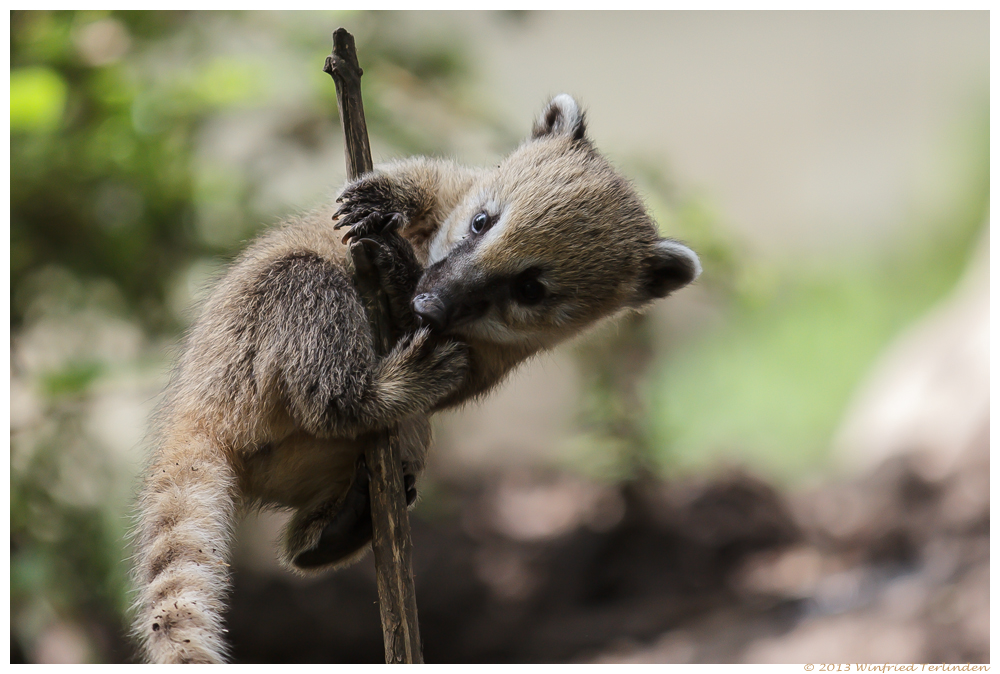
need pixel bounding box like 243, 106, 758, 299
324, 28, 373, 179
324, 28, 423, 664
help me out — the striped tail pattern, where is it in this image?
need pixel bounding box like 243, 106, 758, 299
131, 432, 238, 664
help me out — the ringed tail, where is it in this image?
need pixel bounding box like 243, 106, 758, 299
131, 431, 238, 664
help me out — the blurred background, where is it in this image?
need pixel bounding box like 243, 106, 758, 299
9, 10, 988, 664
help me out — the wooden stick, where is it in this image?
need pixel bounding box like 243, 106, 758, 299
324, 28, 424, 665
325, 29, 373, 179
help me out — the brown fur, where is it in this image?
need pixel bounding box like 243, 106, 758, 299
131, 95, 700, 663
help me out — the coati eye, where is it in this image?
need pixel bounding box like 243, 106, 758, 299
470, 211, 491, 235
512, 274, 546, 306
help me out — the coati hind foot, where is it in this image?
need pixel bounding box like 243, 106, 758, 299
289, 457, 418, 571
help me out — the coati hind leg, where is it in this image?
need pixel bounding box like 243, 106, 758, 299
286, 415, 430, 572
290, 456, 418, 570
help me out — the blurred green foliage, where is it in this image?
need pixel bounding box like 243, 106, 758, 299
13, 11, 199, 333
645, 108, 989, 480
567, 106, 988, 483
10, 67, 68, 131
11, 10, 493, 335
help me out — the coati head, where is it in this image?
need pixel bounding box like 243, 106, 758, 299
413, 94, 700, 349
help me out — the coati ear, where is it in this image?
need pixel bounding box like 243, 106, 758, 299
532, 94, 587, 141
636, 239, 702, 302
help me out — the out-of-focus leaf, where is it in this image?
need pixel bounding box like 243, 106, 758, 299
40, 361, 104, 398
10, 67, 67, 131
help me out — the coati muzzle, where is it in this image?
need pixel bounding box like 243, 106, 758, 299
412, 292, 491, 333
411, 293, 448, 330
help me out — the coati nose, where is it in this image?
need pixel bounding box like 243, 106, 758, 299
412, 293, 448, 331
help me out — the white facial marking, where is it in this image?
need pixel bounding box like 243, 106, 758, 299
427, 189, 501, 266
426, 228, 452, 266
426, 213, 463, 265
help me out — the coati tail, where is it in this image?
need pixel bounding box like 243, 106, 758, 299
131, 433, 238, 664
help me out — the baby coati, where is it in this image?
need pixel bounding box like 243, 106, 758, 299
131, 94, 701, 663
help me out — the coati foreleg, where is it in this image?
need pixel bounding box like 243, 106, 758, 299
277, 162, 486, 571
269, 248, 466, 440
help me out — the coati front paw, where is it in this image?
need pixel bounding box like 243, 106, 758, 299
333, 174, 400, 240
291, 457, 418, 571
348, 220, 421, 336
393, 327, 470, 402
339, 210, 404, 246
373, 327, 469, 419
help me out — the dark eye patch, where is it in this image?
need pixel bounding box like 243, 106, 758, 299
510, 267, 546, 306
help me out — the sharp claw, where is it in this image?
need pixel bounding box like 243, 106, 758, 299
385, 213, 405, 233
357, 237, 381, 256
343, 224, 360, 244
339, 210, 400, 244
341, 219, 366, 243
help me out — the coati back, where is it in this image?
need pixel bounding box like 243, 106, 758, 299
131, 94, 700, 663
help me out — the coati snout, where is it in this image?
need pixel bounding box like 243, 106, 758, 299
411, 253, 548, 334
412, 233, 700, 340
412, 291, 491, 333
